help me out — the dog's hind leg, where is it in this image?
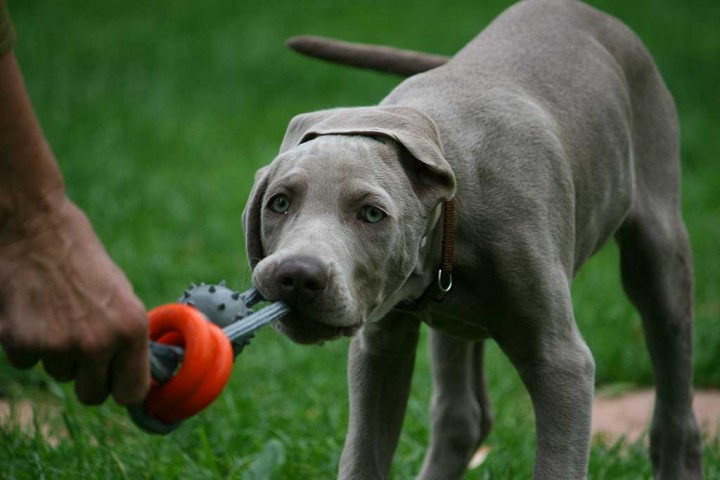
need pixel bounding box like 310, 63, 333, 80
472, 341, 494, 447
418, 331, 492, 480
616, 211, 703, 478
614, 52, 703, 478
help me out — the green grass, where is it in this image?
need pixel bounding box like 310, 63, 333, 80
1, 0, 719, 478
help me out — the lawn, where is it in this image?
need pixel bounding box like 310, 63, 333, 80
1, 0, 719, 478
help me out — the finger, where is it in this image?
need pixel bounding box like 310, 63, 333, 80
110, 338, 150, 406
74, 355, 111, 405
3, 346, 40, 370
42, 354, 77, 382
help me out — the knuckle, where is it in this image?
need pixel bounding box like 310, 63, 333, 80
5, 350, 39, 369
113, 382, 149, 406
1, 336, 39, 369
0, 329, 15, 350
76, 383, 109, 406
79, 335, 107, 358
0, 325, 30, 350
116, 312, 149, 345
44, 336, 73, 354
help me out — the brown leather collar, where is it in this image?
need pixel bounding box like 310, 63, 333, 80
394, 200, 455, 312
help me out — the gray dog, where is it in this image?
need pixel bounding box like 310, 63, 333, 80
242, 0, 702, 478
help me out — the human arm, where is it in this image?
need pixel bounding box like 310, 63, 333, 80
0, 2, 150, 405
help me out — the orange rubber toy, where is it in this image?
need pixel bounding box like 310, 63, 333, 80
143, 304, 234, 423
128, 283, 287, 435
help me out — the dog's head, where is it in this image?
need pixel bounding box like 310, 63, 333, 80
243, 106, 455, 344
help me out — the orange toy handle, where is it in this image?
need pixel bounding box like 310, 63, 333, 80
142, 304, 234, 424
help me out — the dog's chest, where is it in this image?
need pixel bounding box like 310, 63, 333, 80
422, 308, 492, 340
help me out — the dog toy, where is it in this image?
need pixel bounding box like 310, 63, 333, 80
128, 282, 289, 434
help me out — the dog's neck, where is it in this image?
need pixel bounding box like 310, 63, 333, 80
394, 200, 454, 312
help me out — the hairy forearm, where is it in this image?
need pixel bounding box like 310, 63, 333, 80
0, 31, 66, 240
0, 0, 150, 407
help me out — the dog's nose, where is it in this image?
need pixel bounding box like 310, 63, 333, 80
275, 258, 328, 305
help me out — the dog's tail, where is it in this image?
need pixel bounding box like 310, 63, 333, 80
286, 35, 449, 77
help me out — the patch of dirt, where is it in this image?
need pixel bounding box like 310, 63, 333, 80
0, 398, 63, 446
592, 388, 720, 444
469, 388, 720, 469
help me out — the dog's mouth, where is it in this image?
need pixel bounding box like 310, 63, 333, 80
273, 312, 361, 345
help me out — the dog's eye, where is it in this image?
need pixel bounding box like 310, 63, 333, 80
269, 194, 291, 214
359, 205, 386, 223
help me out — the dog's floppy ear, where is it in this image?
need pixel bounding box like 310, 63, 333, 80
280, 106, 456, 205
280, 107, 353, 153
242, 166, 270, 269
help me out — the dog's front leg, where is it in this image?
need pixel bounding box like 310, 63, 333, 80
339, 312, 421, 479
498, 280, 595, 480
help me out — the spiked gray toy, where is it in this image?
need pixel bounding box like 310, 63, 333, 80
178, 281, 254, 356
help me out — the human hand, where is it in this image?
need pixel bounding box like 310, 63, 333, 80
0, 198, 150, 405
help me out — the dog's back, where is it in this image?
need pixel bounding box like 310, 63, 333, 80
383, 0, 678, 274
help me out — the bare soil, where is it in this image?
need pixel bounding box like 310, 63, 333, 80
592, 388, 720, 444
469, 388, 720, 468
